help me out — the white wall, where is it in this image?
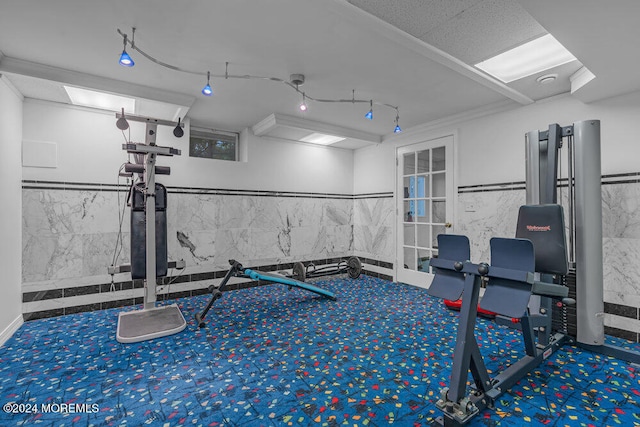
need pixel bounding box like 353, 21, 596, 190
352, 142, 395, 194
0, 76, 24, 343
22, 100, 354, 194
354, 91, 640, 193
457, 92, 640, 186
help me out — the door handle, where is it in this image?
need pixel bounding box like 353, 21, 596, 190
445, 222, 452, 228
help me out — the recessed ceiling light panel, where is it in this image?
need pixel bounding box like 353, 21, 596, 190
299, 133, 346, 145
475, 34, 577, 83
64, 86, 136, 113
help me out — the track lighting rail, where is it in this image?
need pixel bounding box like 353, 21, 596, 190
117, 28, 402, 132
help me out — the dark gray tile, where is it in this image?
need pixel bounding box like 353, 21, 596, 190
379, 261, 393, 269
191, 272, 215, 281
65, 304, 101, 315
191, 288, 211, 297
22, 289, 63, 302
64, 285, 100, 297
23, 309, 64, 321
102, 299, 135, 310
604, 302, 637, 319
166, 291, 191, 300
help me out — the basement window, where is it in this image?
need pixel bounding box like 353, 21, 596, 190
189, 128, 239, 161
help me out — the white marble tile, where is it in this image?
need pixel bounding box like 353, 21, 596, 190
324, 225, 354, 254
289, 226, 323, 258
171, 193, 220, 232
457, 190, 525, 262
602, 183, 640, 239
354, 225, 394, 262
23, 234, 84, 282
353, 197, 394, 263
604, 313, 640, 333
603, 237, 640, 306
250, 228, 287, 259
323, 199, 353, 226
82, 232, 129, 277
210, 228, 251, 267
354, 198, 394, 227
172, 229, 217, 265
23, 189, 124, 235
22, 235, 57, 282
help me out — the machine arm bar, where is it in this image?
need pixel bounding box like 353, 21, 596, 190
125, 163, 171, 175
195, 260, 244, 327
109, 260, 185, 275
537, 125, 574, 141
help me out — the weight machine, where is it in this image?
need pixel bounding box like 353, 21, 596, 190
526, 120, 640, 362
428, 119, 639, 426
108, 111, 187, 343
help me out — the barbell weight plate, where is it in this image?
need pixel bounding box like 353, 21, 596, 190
293, 261, 306, 282
347, 256, 362, 279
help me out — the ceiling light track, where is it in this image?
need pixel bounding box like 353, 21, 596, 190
116, 28, 402, 133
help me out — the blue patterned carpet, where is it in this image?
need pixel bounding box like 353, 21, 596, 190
1, 276, 639, 426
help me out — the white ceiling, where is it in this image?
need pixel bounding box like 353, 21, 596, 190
0, 0, 638, 149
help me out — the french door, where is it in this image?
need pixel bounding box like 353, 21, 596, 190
396, 135, 455, 288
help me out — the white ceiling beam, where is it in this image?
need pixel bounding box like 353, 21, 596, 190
327, 0, 534, 106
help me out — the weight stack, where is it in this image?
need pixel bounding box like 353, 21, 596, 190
552, 267, 577, 337
130, 182, 168, 280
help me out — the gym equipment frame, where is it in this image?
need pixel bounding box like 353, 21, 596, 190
195, 259, 338, 328
526, 120, 640, 363
428, 233, 572, 427
108, 113, 187, 343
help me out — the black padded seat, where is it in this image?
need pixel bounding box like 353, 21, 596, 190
427, 234, 470, 301
479, 238, 535, 318
515, 204, 568, 275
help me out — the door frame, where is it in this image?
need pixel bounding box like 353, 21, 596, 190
394, 130, 458, 288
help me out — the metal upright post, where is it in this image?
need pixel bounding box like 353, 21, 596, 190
525, 131, 540, 205
573, 120, 604, 346
544, 124, 562, 204
144, 123, 158, 310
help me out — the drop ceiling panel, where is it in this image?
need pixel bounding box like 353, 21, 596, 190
3, 73, 70, 104
421, 0, 547, 65
347, 0, 546, 66
346, 0, 483, 40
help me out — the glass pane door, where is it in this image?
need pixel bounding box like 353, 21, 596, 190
397, 136, 454, 288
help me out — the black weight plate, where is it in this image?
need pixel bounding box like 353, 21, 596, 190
347, 257, 362, 279
292, 261, 306, 282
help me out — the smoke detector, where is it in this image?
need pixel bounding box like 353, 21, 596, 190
536, 74, 558, 84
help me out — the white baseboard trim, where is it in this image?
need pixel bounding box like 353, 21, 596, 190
0, 315, 24, 347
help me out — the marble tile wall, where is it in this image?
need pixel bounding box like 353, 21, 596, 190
21, 182, 395, 319
167, 192, 354, 270
353, 196, 394, 264
22, 185, 355, 283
